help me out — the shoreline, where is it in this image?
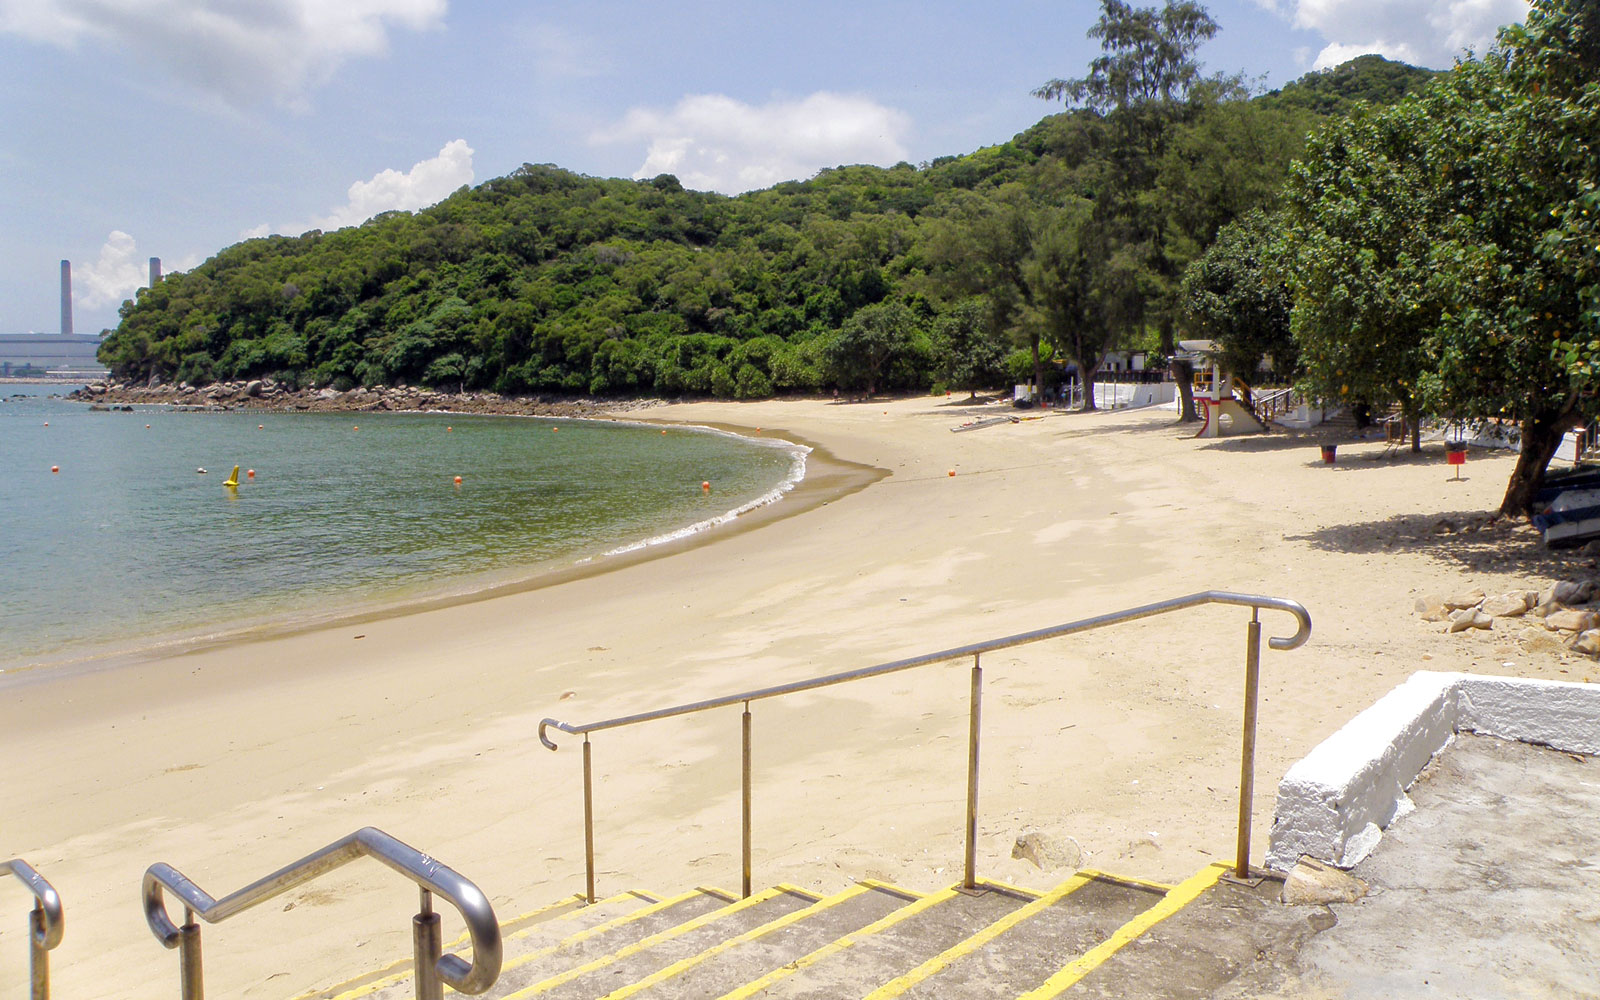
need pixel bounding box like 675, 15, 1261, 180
3, 409, 885, 686
5, 394, 1584, 1000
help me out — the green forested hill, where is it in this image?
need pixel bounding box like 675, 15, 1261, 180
100, 56, 1434, 399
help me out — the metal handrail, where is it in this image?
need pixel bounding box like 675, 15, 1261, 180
143, 827, 502, 1000
540, 590, 1311, 901
3, 858, 64, 1000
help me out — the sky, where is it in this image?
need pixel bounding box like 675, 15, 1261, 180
0, 0, 1532, 335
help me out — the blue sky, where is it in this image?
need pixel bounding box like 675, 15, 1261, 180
1, 0, 1531, 335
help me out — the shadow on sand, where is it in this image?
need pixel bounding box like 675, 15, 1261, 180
1286, 510, 1592, 575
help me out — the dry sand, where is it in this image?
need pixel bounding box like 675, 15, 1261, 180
1, 395, 1592, 999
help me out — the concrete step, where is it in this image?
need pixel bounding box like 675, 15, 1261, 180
723, 882, 1037, 1000
306, 891, 662, 1000
1055, 866, 1319, 999
508, 885, 820, 999
888, 872, 1170, 999
614, 883, 918, 1000
493, 888, 739, 996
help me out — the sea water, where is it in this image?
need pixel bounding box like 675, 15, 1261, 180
0, 384, 804, 667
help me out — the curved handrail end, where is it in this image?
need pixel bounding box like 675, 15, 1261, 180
538, 718, 565, 751
4, 859, 65, 951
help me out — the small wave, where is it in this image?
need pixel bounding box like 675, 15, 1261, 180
600, 434, 809, 557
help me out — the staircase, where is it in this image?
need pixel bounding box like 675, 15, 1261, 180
300, 863, 1317, 1000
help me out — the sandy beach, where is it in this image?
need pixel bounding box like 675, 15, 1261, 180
1, 395, 1588, 999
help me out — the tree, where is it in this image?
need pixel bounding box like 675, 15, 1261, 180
1181, 208, 1297, 392
1035, 0, 1223, 421
824, 301, 919, 397
1281, 0, 1600, 513
933, 298, 1009, 398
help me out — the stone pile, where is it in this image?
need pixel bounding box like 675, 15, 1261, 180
1416, 579, 1600, 656
69, 378, 661, 419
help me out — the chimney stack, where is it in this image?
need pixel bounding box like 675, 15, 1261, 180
149, 256, 162, 287
60, 260, 73, 336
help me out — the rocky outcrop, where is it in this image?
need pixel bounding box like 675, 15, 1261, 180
67, 378, 662, 418
1419, 576, 1600, 657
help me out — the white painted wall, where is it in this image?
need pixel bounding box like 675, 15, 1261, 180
1266, 671, 1600, 871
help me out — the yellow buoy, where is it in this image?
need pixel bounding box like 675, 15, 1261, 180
222, 465, 240, 487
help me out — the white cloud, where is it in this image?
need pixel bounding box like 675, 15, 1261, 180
0, 0, 446, 107
250, 139, 474, 238
1266, 0, 1530, 70
77, 230, 148, 308
595, 92, 912, 195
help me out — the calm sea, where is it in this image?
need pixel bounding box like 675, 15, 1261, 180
0, 384, 804, 668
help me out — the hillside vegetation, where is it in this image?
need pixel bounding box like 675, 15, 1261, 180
101, 54, 1432, 400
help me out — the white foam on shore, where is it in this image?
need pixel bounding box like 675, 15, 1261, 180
594, 422, 810, 558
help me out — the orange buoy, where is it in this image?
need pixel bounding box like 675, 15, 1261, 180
50, 465, 59, 473
447, 426, 453, 432
552, 426, 559, 433
42, 422, 48, 427
661, 429, 667, 435
145, 424, 151, 429
454, 475, 462, 485
246, 469, 255, 479
948, 469, 956, 477
353, 425, 359, 431
258, 424, 264, 429
701, 481, 710, 491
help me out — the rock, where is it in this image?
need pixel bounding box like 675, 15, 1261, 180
1482, 593, 1532, 618
1544, 608, 1599, 632
1443, 588, 1486, 610
1011, 830, 1083, 871
1282, 856, 1368, 905
1575, 630, 1600, 657
1447, 609, 1493, 633
1553, 580, 1596, 605
244, 380, 263, 397
1520, 627, 1568, 655
1413, 595, 1451, 621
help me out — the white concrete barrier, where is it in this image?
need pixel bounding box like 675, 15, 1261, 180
1266, 671, 1600, 871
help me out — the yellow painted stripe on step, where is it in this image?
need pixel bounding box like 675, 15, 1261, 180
494, 888, 714, 980
504, 892, 655, 944
855, 879, 925, 901
859, 873, 1096, 1000
597, 884, 874, 1000
307, 892, 603, 1000
502, 885, 794, 999
1013, 863, 1229, 1000
970, 877, 1043, 899
712, 887, 963, 1000
1074, 869, 1176, 893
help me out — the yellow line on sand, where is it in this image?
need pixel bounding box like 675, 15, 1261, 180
503, 885, 806, 999
713, 887, 962, 1000
1013, 863, 1229, 1000
597, 884, 874, 1000
860, 873, 1095, 1000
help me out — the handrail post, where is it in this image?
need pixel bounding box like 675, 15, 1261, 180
1235, 612, 1263, 879
741, 702, 753, 899
582, 736, 596, 904
29, 902, 48, 1000
179, 908, 203, 1000
963, 654, 983, 890
413, 888, 443, 1000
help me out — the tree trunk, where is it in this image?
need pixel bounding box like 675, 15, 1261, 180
1500, 410, 1577, 517
1409, 415, 1421, 453
1030, 332, 1043, 406
1170, 358, 1198, 422
1079, 362, 1098, 412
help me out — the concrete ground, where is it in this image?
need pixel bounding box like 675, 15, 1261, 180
1250, 734, 1600, 999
